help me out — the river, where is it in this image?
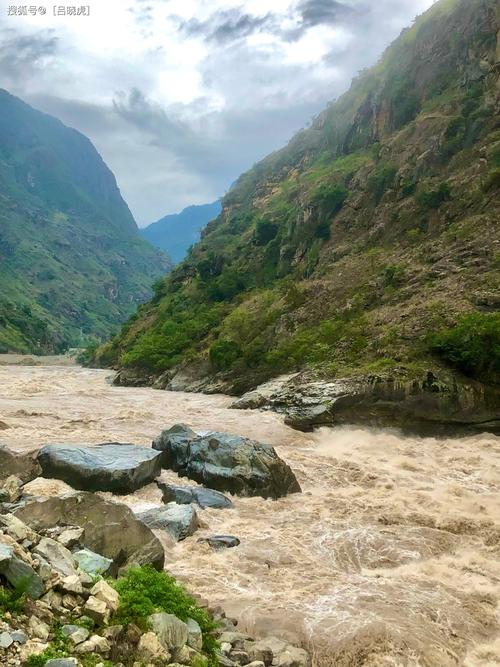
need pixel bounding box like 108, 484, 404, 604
0, 363, 499, 666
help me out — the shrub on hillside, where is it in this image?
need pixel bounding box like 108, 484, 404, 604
311, 183, 348, 221
415, 182, 451, 209
429, 312, 500, 383
209, 339, 242, 370
254, 219, 278, 245
366, 163, 397, 203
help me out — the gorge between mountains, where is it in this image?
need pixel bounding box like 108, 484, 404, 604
0, 361, 498, 666
0, 1, 498, 664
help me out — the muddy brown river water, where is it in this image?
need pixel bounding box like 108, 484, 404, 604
0, 364, 499, 666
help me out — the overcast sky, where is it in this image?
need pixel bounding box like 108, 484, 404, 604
0, 0, 435, 226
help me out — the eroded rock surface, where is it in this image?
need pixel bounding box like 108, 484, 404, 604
232, 371, 500, 432
13, 491, 164, 571
153, 425, 301, 499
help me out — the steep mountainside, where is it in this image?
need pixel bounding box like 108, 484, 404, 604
0, 90, 171, 353
97, 0, 500, 426
140, 200, 222, 264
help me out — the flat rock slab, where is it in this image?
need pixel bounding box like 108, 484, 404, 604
157, 482, 233, 509
38, 443, 162, 493
136, 503, 199, 541
153, 425, 301, 499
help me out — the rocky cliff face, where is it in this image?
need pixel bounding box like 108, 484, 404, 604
96, 0, 500, 429
0, 89, 171, 353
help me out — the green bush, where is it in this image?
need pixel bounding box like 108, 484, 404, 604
254, 219, 278, 245
429, 312, 500, 382
209, 339, 241, 370
311, 184, 348, 220
207, 270, 252, 302
484, 168, 500, 192
113, 566, 218, 662
383, 264, 405, 287
367, 163, 397, 203
415, 182, 451, 209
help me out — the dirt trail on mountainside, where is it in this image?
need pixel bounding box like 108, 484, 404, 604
1, 364, 499, 666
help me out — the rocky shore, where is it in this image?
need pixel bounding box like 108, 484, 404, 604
113, 366, 500, 434
0, 428, 308, 667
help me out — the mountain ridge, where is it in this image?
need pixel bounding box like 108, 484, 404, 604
94, 0, 499, 428
140, 200, 222, 264
0, 89, 171, 353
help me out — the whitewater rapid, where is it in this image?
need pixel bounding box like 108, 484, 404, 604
0, 364, 499, 666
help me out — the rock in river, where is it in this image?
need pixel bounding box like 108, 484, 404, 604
157, 482, 233, 509
198, 535, 240, 550
136, 503, 199, 541
153, 425, 301, 499
37, 443, 162, 493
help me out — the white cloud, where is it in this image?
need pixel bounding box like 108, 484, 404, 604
0, 0, 436, 225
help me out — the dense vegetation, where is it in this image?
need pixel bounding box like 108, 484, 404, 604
94, 0, 500, 390
0, 89, 171, 353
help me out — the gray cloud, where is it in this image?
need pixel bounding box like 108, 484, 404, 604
177, 1, 357, 47
178, 8, 275, 44
0, 29, 58, 83
0, 0, 435, 224
298, 0, 354, 28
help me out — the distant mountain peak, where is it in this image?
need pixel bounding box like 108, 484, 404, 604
140, 200, 222, 264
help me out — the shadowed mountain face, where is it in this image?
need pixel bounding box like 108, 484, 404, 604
0, 89, 171, 353
96, 0, 499, 396
140, 201, 222, 264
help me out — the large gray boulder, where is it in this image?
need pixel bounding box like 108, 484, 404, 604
14, 492, 164, 572
0, 445, 41, 484
136, 503, 199, 542
153, 425, 301, 499
157, 482, 233, 509
37, 443, 162, 493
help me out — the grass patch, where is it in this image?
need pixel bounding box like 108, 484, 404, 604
112, 566, 219, 664
0, 584, 26, 617
25, 625, 70, 667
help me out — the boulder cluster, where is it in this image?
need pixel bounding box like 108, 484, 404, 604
0, 426, 308, 667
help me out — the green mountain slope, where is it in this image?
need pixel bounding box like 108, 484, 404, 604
97, 0, 500, 401
140, 200, 222, 264
0, 89, 171, 353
